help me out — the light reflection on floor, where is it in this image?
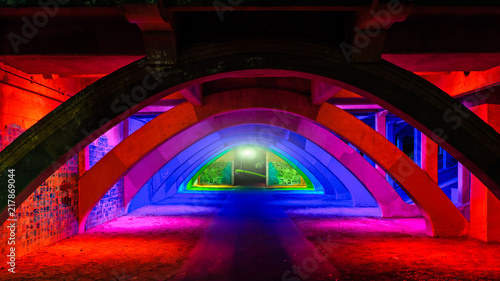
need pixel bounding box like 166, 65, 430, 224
3, 192, 500, 280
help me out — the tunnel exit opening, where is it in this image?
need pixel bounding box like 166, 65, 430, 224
188, 146, 310, 190
234, 147, 266, 186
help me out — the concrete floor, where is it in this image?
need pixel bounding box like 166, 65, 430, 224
2, 190, 500, 280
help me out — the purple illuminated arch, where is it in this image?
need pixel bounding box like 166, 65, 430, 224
80, 106, 428, 233
3, 41, 487, 237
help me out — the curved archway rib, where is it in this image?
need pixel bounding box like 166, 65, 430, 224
130, 127, 378, 207
88, 109, 417, 231
145, 135, 352, 203
78, 90, 463, 236
184, 144, 316, 191
1, 40, 490, 235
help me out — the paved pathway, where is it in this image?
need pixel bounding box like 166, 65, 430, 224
175, 188, 342, 281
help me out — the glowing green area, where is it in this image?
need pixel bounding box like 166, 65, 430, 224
269, 162, 301, 185
187, 149, 231, 191
200, 162, 232, 185
268, 149, 314, 190
235, 169, 265, 178
186, 146, 314, 191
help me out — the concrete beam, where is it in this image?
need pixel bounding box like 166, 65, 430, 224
420, 66, 500, 100
2, 39, 497, 236
318, 102, 468, 237
311, 81, 343, 105
122, 4, 177, 64
458, 163, 471, 205
79, 90, 457, 236
469, 103, 500, 242
335, 104, 383, 111
421, 135, 439, 183
374, 110, 388, 176
180, 85, 203, 106
86, 108, 418, 231
347, 3, 413, 63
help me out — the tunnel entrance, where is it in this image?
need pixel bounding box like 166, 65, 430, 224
183, 146, 312, 191
234, 147, 266, 186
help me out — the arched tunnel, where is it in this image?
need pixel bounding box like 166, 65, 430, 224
1, 1, 500, 280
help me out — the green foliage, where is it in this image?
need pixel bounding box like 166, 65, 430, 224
269, 162, 302, 185
199, 162, 231, 185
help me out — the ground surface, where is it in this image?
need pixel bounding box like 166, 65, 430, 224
1, 191, 500, 280
292, 216, 500, 281
174, 189, 340, 281
0, 208, 217, 280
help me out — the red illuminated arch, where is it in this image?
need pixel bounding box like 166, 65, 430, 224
1, 40, 497, 235
79, 89, 467, 236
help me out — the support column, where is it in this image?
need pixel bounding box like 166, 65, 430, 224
122, 118, 132, 207
347, 3, 413, 62
421, 134, 439, 183
469, 103, 500, 242
78, 146, 89, 176
122, 118, 130, 139
458, 163, 471, 205
123, 4, 177, 64
385, 119, 396, 185
374, 110, 388, 176
413, 129, 422, 167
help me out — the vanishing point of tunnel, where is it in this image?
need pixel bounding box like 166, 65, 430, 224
1, 1, 500, 280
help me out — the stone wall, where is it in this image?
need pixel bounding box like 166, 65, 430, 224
85, 136, 125, 230
0, 124, 79, 258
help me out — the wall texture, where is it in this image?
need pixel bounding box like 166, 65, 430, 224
267, 151, 304, 186
85, 136, 125, 230
0, 124, 79, 258
0, 65, 122, 258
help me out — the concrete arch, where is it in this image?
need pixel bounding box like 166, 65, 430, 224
180, 141, 328, 193
116, 114, 409, 220
127, 139, 329, 213
141, 135, 325, 196
78, 90, 464, 236
176, 142, 334, 194
133, 130, 367, 206
175, 141, 322, 193
151, 136, 368, 202
94, 113, 417, 230
1, 40, 492, 233
131, 126, 380, 204
142, 136, 329, 198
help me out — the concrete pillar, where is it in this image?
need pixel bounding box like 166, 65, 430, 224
104, 121, 125, 147
78, 146, 90, 176
123, 118, 130, 139
458, 163, 471, 205
414, 129, 422, 167
385, 119, 396, 185
469, 103, 500, 242
121, 118, 131, 201
421, 134, 439, 183
375, 110, 388, 176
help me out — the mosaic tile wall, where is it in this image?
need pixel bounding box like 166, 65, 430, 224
85, 135, 125, 230
0, 124, 79, 258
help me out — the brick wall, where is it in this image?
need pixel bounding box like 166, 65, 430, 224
0, 125, 126, 258
0, 65, 121, 258
0, 124, 79, 258
84, 135, 125, 230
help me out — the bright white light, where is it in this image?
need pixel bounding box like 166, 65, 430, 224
241, 148, 255, 157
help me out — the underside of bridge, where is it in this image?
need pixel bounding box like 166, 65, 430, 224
1, 0, 500, 280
